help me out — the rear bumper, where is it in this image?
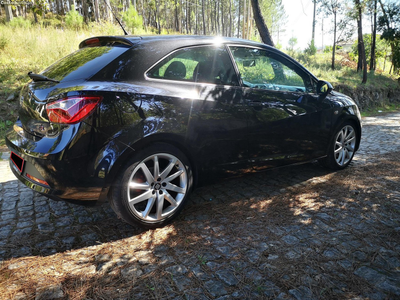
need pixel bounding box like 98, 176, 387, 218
6, 122, 106, 202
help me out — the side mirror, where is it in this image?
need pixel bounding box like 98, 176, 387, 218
317, 80, 333, 94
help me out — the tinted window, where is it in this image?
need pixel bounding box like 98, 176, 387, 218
229, 46, 313, 93
147, 46, 238, 86
42, 46, 129, 82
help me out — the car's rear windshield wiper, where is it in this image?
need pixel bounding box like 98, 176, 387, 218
28, 72, 60, 83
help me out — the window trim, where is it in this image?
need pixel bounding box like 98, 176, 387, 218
144, 44, 239, 87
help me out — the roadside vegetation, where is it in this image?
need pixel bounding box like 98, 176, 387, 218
0, 11, 399, 148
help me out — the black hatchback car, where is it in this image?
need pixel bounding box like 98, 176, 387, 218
6, 35, 361, 227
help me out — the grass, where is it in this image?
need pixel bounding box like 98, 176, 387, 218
0, 20, 399, 148
296, 52, 399, 89
0, 22, 129, 89
360, 102, 400, 117
0, 21, 145, 148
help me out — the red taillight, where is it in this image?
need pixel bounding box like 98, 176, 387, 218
85, 38, 100, 47
46, 96, 102, 124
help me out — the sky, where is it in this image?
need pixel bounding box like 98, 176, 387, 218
279, 0, 394, 51
280, 0, 321, 50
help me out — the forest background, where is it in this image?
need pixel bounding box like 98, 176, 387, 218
0, 0, 400, 146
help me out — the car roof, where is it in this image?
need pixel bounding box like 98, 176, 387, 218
80, 35, 273, 50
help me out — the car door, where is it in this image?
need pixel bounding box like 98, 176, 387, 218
146, 45, 249, 174
228, 45, 330, 169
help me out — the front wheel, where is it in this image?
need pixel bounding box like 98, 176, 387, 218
110, 143, 193, 228
322, 122, 358, 170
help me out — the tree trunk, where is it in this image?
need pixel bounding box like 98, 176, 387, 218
242, 0, 246, 38
356, 0, 368, 83
332, 11, 337, 70
312, 0, 316, 42
5, 5, 13, 22
370, 0, 377, 71
188, 2, 191, 33
33, 11, 38, 23
157, 0, 161, 34
106, 0, 112, 22
186, 0, 188, 34
58, 0, 65, 15
202, 0, 206, 35
250, 0, 274, 46
94, 0, 100, 22
68, 0, 75, 12
195, 0, 198, 34
378, 0, 396, 73
229, 0, 232, 36
237, 0, 241, 38
221, 1, 224, 36
82, 0, 89, 23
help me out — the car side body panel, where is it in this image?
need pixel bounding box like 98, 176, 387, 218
5, 35, 362, 207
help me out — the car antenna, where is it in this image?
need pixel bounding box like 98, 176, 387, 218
103, 0, 129, 35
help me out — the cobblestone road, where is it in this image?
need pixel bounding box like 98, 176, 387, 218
0, 112, 400, 299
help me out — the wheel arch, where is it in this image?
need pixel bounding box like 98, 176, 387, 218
104, 133, 199, 194
332, 112, 362, 152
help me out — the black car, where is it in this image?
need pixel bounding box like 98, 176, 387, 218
6, 35, 361, 227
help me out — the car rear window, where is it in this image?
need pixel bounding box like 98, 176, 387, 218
41, 46, 130, 83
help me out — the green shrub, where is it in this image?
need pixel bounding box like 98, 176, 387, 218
0, 36, 7, 51
8, 17, 32, 28
65, 6, 84, 29
324, 46, 332, 53
122, 6, 143, 34
304, 40, 317, 56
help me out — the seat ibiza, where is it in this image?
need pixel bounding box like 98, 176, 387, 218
6, 35, 361, 227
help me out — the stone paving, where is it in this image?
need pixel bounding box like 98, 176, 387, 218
0, 112, 400, 299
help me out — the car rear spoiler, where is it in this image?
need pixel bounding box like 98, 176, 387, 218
79, 36, 142, 49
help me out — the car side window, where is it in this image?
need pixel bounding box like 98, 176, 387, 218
147, 46, 239, 86
229, 46, 314, 93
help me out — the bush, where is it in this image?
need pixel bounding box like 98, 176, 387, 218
8, 17, 32, 28
324, 46, 332, 53
122, 6, 143, 34
304, 40, 317, 56
65, 6, 84, 29
0, 36, 8, 51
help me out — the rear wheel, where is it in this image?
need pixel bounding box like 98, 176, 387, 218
110, 143, 193, 227
322, 121, 358, 170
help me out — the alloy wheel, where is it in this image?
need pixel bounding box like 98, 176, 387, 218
126, 153, 188, 222
334, 125, 356, 167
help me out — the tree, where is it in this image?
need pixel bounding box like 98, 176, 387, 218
312, 0, 317, 44
287, 37, 297, 55
250, 0, 274, 46
319, 0, 353, 70
367, 0, 378, 71
122, 6, 143, 33
377, 1, 400, 74
354, 0, 368, 83
4, 5, 13, 22
351, 33, 391, 67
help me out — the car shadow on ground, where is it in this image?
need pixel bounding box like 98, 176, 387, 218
2, 161, 333, 261
2, 155, 400, 299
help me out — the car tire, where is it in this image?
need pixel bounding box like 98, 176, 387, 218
110, 143, 193, 228
321, 121, 358, 170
